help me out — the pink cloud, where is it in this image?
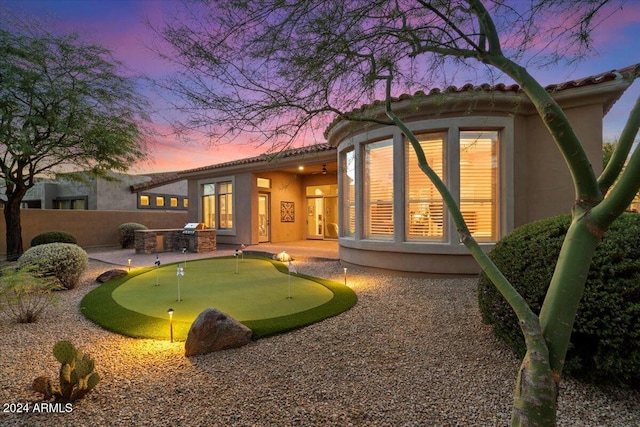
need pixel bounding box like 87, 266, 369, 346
131, 121, 267, 174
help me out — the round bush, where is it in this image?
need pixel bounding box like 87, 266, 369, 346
117, 223, 148, 248
18, 243, 89, 290
478, 212, 640, 387
30, 230, 77, 247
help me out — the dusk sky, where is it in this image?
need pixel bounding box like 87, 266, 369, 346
3, 0, 640, 174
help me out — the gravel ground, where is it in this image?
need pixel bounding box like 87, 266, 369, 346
1, 259, 638, 427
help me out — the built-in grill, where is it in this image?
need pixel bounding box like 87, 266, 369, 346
183, 222, 206, 235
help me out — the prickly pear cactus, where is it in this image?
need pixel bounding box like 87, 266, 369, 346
53, 340, 75, 365
32, 340, 100, 402
32, 376, 55, 400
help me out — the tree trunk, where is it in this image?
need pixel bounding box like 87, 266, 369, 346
511, 349, 558, 426
510, 217, 602, 426
4, 190, 25, 261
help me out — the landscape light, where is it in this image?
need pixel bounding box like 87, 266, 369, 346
278, 250, 290, 262
167, 308, 174, 342
127, 258, 131, 272
343, 267, 348, 286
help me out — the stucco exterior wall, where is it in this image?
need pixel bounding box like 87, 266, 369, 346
257, 171, 305, 243
518, 104, 603, 225
0, 209, 187, 255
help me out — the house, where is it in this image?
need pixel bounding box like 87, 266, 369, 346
20, 171, 188, 211
171, 144, 339, 245
151, 65, 639, 275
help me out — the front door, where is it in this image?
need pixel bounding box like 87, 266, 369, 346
258, 193, 270, 242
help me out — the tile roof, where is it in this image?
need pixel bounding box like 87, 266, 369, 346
325, 63, 640, 137
130, 143, 336, 193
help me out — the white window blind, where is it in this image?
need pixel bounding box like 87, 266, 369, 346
406, 133, 445, 241
218, 181, 233, 229
203, 194, 216, 228
365, 140, 394, 239
459, 131, 498, 241
341, 149, 356, 237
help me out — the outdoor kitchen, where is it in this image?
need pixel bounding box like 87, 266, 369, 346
134, 223, 216, 254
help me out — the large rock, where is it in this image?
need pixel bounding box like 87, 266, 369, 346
96, 269, 128, 283
184, 308, 252, 356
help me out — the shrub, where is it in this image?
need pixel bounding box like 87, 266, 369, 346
18, 243, 89, 290
0, 266, 61, 323
478, 213, 640, 387
117, 222, 148, 248
30, 230, 77, 247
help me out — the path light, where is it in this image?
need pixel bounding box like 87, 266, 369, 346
343, 267, 348, 286
176, 264, 184, 302
127, 258, 131, 272
167, 308, 174, 342
235, 249, 239, 274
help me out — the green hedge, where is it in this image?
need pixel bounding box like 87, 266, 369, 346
117, 222, 148, 248
30, 231, 77, 247
478, 213, 640, 387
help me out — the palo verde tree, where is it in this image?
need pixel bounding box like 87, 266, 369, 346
0, 18, 148, 260
154, 1, 640, 425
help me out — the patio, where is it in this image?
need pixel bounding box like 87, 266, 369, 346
87, 239, 339, 267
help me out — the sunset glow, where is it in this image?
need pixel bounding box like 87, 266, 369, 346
3, 0, 639, 174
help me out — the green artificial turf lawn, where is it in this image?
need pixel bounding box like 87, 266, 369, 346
112, 257, 333, 321
81, 255, 357, 341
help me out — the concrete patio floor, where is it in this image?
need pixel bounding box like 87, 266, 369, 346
87, 239, 339, 268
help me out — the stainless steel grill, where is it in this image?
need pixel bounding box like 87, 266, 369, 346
183, 223, 205, 235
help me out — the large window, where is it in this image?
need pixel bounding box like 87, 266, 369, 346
202, 181, 233, 230
341, 148, 356, 237
406, 133, 445, 241
218, 182, 233, 229
459, 131, 499, 241
340, 126, 502, 246
365, 140, 394, 239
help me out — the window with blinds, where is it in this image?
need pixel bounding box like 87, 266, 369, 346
406, 133, 445, 241
203, 194, 216, 228
365, 140, 394, 239
202, 181, 233, 230
459, 131, 499, 241
341, 149, 356, 237
218, 181, 233, 229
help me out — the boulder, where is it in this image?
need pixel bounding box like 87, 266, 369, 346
184, 308, 252, 356
96, 269, 128, 283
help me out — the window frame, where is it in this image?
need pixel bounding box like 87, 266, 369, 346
337, 116, 513, 254
198, 177, 235, 234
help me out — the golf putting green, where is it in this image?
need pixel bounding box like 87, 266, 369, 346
81, 255, 357, 341
112, 257, 333, 322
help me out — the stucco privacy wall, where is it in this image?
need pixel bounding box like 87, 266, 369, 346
0, 209, 187, 255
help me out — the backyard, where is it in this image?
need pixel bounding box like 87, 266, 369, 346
0, 257, 638, 426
